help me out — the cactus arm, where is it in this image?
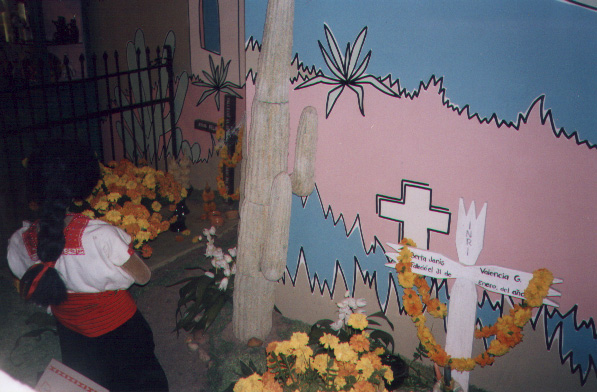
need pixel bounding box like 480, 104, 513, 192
261, 172, 292, 281
290, 106, 318, 196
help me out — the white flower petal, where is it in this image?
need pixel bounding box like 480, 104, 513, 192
218, 277, 229, 290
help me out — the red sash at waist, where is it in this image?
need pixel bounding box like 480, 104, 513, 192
51, 290, 137, 338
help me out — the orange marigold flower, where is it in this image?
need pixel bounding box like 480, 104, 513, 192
429, 347, 450, 367
349, 334, 370, 353
141, 244, 153, 258
350, 380, 376, 392
474, 352, 495, 367
426, 298, 448, 319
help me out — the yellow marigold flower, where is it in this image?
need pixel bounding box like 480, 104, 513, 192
398, 246, 413, 261
320, 333, 340, 349
289, 332, 309, 349
382, 364, 394, 382
122, 214, 137, 226
334, 342, 358, 363
104, 173, 119, 186
450, 357, 476, 372
293, 346, 313, 373
273, 341, 293, 356
487, 339, 510, 356
181, 187, 188, 198
192, 236, 201, 243
81, 210, 95, 218
356, 357, 375, 381
373, 347, 385, 356
412, 314, 427, 327
135, 231, 152, 243
104, 210, 121, 224
512, 306, 533, 327
116, 177, 128, 187
73, 200, 83, 207
94, 200, 109, 212
125, 180, 137, 190
151, 201, 162, 212
312, 353, 331, 375
107, 192, 122, 202
398, 270, 416, 288
131, 196, 142, 205
182, 229, 191, 236
347, 313, 368, 330
137, 218, 150, 230
349, 333, 370, 353
233, 373, 264, 392
334, 376, 347, 390
142, 174, 156, 189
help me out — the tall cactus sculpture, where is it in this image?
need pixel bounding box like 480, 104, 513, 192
232, 0, 318, 342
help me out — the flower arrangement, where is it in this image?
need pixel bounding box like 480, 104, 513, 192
233, 313, 394, 392
394, 238, 554, 373
70, 159, 187, 258
309, 292, 395, 355
215, 118, 243, 200
172, 226, 237, 333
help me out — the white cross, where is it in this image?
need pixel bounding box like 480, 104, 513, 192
376, 181, 451, 249
385, 199, 562, 392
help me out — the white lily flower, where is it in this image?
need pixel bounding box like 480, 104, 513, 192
231, 264, 237, 275
228, 247, 237, 257
209, 226, 216, 235
330, 320, 344, 331
223, 266, 231, 277
218, 277, 229, 290
356, 298, 367, 308
205, 272, 215, 278
224, 254, 233, 264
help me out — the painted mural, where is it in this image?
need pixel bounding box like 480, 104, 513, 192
244, 1, 597, 391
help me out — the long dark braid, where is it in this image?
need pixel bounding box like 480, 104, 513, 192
19, 139, 100, 306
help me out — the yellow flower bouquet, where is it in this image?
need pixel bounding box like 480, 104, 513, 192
234, 314, 393, 392
70, 159, 187, 258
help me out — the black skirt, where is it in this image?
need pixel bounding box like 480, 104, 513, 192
56, 310, 169, 392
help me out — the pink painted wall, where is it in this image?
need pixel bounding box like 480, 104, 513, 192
247, 76, 597, 320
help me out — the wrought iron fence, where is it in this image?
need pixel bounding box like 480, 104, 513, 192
0, 45, 179, 257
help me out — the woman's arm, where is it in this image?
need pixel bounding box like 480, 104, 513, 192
120, 253, 152, 285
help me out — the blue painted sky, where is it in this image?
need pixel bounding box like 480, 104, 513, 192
246, 0, 597, 145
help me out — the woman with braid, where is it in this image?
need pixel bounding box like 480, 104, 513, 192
7, 139, 168, 391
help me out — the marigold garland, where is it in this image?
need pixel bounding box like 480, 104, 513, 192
395, 238, 554, 372
215, 118, 243, 200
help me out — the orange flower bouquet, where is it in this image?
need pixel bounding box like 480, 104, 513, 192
70, 159, 187, 258
233, 314, 394, 392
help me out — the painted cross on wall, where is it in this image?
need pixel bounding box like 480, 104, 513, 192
376, 180, 451, 249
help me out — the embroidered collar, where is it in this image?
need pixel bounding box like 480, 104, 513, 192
23, 214, 90, 261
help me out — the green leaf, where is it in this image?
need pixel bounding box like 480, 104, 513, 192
368, 310, 394, 330
369, 329, 395, 353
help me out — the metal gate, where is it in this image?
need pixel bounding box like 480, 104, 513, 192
0, 45, 179, 257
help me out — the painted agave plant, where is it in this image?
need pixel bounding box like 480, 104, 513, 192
296, 24, 398, 117
192, 55, 243, 110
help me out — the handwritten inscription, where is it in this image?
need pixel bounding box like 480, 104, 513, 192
385, 243, 561, 307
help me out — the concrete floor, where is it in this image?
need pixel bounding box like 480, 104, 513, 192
145, 197, 239, 271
